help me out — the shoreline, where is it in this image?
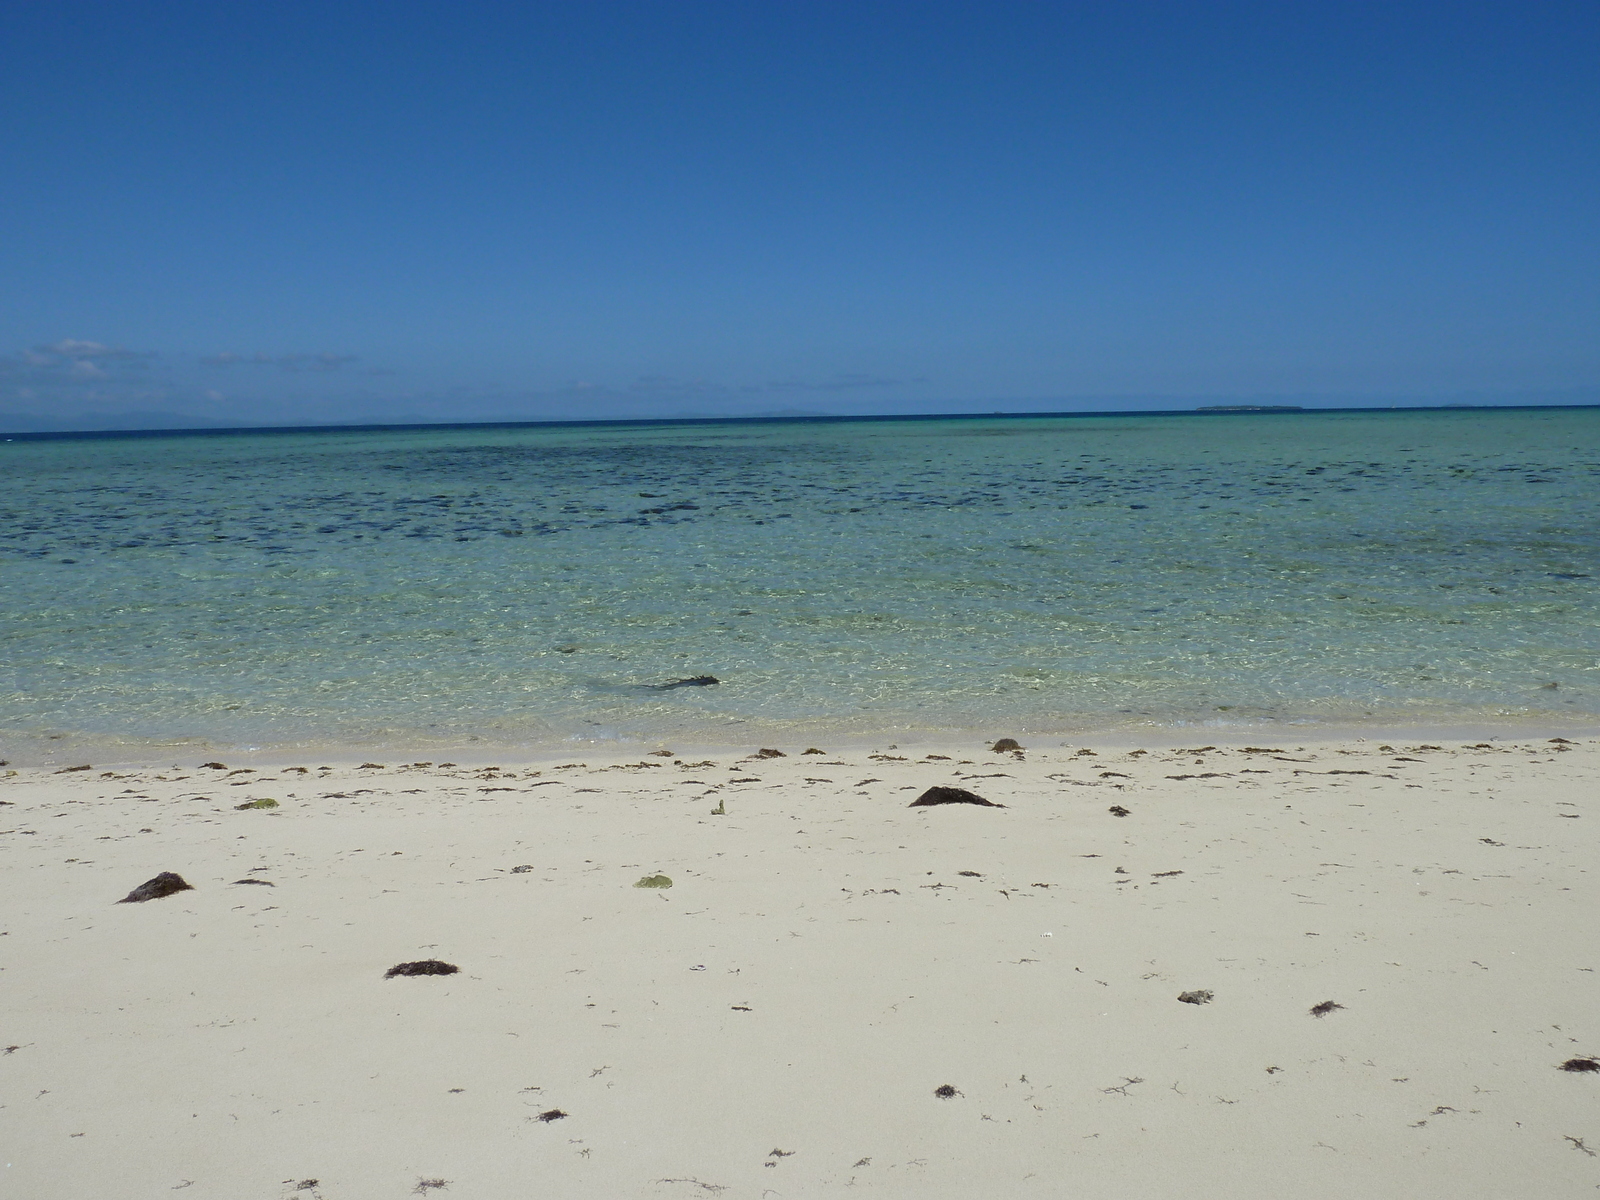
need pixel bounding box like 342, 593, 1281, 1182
6, 709, 1599, 770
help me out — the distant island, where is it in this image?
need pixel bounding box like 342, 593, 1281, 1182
1195, 404, 1305, 412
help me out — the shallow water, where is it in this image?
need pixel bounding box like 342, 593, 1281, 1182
3, 409, 1598, 755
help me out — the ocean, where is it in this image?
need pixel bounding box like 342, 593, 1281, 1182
3, 408, 1598, 758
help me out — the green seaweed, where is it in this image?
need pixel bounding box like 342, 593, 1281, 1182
633, 874, 672, 889
234, 798, 279, 810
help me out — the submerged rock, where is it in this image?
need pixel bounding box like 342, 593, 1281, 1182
117, 872, 194, 903
651, 676, 719, 690
909, 787, 1003, 808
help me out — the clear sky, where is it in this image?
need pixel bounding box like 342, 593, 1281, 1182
3, 1, 1598, 429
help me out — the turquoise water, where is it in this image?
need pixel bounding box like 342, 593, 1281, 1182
3, 409, 1599, 755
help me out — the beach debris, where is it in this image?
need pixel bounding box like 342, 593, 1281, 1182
385, 959, 459, 978
358, 762, 385, 769
990, 738, 1023, 753
1480, 838, 1505, 846
1309, 1001, 1345, 1018
200, 762, 227, 769
234, 798, 279, 809
1559, 1057, 1600, 1073
510, 864, 534, 873
957, 870, 984, 877
117, 872, 194, 903
933, 1084, 959, 1098
536, 1108, 568, 1122
54, 764, 92, 773
1178, 990, 1214, 1005
634, 874, 673, 888
909, 786, 1002, 808
231, 878, 275, 886
413, 1180, 449, 1194
753, 748, 786, 758
802, 747, 825, 754
648, 749, 675, 757
652, 675, 720, 689
1108, 805, 1131, 817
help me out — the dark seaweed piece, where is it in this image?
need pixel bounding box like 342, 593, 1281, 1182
199, 761, 227, 769
909, 787, 1002, 808
231, 878, 275, 886
990, 738, 1023, 753
753, 747, 786, 758
1310, 1001, 1345, 1018
117, 872, 194, 903
54, 764, 92, 773
802, 747, 825, 754
536, 1108, 568, 1122
385, 959, 459, 978
1560, 1057, 1600, 1073
933, 1084, 959, 1098
510, 864, 534, 873
1178, 990, 1214, 1005
1108, 805, 1131, 817
652, 675, 719, 689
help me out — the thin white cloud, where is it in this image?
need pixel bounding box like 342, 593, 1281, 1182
201, 351, 359, 371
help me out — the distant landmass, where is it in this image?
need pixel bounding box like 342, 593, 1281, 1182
1195, 404, 1305, 412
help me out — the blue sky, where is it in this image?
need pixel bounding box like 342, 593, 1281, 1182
3, 1, 1598, 429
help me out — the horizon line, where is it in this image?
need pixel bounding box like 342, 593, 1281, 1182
6, 400, 1600, 443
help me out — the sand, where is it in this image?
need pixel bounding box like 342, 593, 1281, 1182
4, 734, 1600, 1198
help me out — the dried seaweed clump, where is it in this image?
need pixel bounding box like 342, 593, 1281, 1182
536, 1108, 568, 1122
634, 874, 673, 888
117, 872, 194, 903
909, 787, 1003, 808
990, 738, 1023, 753
933, 1084, 959, 1098
1559, 1057, 1600, 1073
385, 959, 459, 979
1309, 1001, 1345, 1018
1108, 805, 1131, 817
1177, 990, 1214, 1005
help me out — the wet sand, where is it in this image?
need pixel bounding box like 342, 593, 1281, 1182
5, 735, 1599, 1198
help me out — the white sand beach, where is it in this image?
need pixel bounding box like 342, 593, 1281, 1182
5, 735, 1600, 1198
